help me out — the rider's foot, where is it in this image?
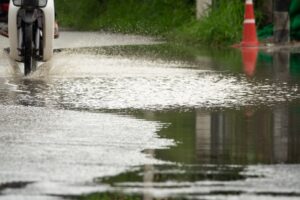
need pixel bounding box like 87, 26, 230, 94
0, 22, 8, 37
54, 21, 59, 39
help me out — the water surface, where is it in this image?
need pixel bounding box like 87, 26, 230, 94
0, 32, 299, 200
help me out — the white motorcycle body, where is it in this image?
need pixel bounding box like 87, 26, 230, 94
8, 0, 55, 62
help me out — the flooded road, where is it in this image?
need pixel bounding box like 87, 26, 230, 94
0, 32, 299, 200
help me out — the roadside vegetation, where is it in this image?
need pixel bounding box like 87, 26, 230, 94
55, 0, 192, 34
169, 0, 244, 46
55, 0, 262, 46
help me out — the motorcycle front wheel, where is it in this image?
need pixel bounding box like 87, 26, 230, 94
24, 23, 34, 75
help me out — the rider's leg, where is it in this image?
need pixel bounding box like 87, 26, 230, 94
54, 12, 59, 38
54, 21, 59, 38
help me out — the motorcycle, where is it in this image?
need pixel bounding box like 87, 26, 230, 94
8, 0, 56, 75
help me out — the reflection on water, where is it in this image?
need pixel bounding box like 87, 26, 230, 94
84, 48, 300, 199
196, 107, 299, 164
241, 47, 258, 77
95, 106, 300, 199
254, 49, 300, 83
97, 164, 300, 200
136, 106, 300, 166
0, 44, 300, 200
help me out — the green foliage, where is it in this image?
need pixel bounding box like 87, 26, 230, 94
55, 0, 103, 30
78, 192, 142, 200
97, 0, 193, 35
169, 0, 244, 46
56, 0, 193, 34
55, 0, 255, 46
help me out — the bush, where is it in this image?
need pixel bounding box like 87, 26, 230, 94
56, 0, 193, 34
55, 0, 103, 30
56, 0, 261, 46
169, 0, 244, 46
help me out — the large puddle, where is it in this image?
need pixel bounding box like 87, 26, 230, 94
0, 32, 300, 199
1, 52, 299, 110
0, 105, 173, 199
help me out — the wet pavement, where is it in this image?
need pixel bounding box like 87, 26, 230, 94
0, 32, 299, 200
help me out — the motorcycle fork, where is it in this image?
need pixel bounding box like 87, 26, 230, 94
17, 9, 42, 60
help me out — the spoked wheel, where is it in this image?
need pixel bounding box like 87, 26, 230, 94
23, 23, 36, 76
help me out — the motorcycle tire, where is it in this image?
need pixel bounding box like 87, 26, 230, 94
24, 23, 33, 76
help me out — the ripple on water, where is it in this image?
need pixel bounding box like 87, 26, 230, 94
0, 105, 173, 197
1, 53, 299, 110
2, 53, 299, 110
99, 164, 300, 200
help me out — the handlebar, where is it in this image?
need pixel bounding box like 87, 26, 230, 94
12, 0, 48, 8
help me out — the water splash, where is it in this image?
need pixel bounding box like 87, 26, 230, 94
6, 53, 298, 111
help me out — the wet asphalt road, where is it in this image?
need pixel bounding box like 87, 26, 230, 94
0, 32, 299, 200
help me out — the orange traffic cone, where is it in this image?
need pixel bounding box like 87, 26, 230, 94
241, 0, 259, 47
242, 47, 258, 77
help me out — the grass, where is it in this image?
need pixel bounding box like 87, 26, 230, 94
78, 193, 142, 200
55, 0, 193, 34
55, 0, 103, 30
55, 0, 248, 46
168, 0, 244, 46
